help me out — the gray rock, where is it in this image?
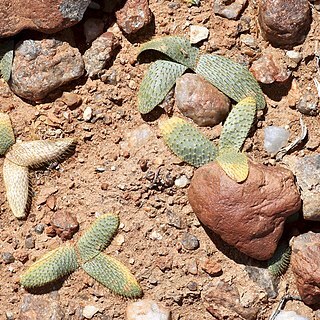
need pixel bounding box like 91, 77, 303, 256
2, 252, 15, 264
189, 25, 209, 44
181, 232, 199, 250
214, 0, 248, 20
126, 299, 171, 320
25, 236, 35, 249
175, 73, 230, 127
9, 38, 84, 102
289, 155, 320, 220
83, 32, 120, 78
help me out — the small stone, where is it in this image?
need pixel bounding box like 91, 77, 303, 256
126, 124, 154, 150
258, 0, 311, 47
50, 211, 79, 240
189, 25, 209, 44
181, 232, 199, 250
149, 231, 163, 241
60, 92, 82, 109
188, 160, 301, 260
291, 232, 320, 306
187, 281, 198, 291
83, 18, 104, 43
175, 74, 230, 127
187, 259, 198, 275
264, 126, 290, 154
286, 50, 303, 63
101, 183, 109, 190
250, 54, 291, 84
126, 299, 171, 320
2, 252, 15, 264
83, 107, 93, 122
174, 175, 190, 188
114, 234, 125, 246
116, 0, 152, 34
155, 255, 173, 272
83, 305, 99, 319
5, 311, 14, 320
274, 311, 309, 320
166, 209, 183, 229
25, 236, 35, 249
201, 259, 222, 276
214, 0, 248, 20
296, 93, 318, 116
46, 194, 56, 210
34, 223, 45, 234
9, 38, 84, 102
83, 32, 120, 78
46, 225, 57, 237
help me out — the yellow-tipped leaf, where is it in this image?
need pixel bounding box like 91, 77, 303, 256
0, 112, 15, 155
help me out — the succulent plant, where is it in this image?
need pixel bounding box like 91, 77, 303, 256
137, 36, 265, 182
268, 241, 291, 278
0, 112, 76, 219
0, 39, 14, 82
20, 213, 142, 298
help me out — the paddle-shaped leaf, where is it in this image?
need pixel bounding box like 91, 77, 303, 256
0, 39, 14, 82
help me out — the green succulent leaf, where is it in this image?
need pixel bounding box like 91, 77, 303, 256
76, 213, 120, 262
82, 253, 142, 298
219, 96, 256, 152
195, 54, 265, 110
216, 148, 249, 182
20, 245, 79, 288
159, 116, 218, 167
138, 60, 187, 114
0, 39, 14, 82
268, 242, 291, 278
0, 112, 15, 155
139, 36, 199, 69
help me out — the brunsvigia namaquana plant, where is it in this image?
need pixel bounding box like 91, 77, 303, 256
0, 112, 76, 219
20, 213, 142, 298
137, 36, 265, 182
0, 39, 14, 82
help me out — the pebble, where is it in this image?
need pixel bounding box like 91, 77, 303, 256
83, 32, 120, 78
83, 18, 104, 43
5, 311, 14, 320
181, 232, 200, 250
2, 252, 15, 264
50, 211, 79, 240
174, 175, 190, 188
83, 305, 99, 319
60, 92, 82, 109
83, 107, 93, 122
296, 93, 318, 116
116, 0, 152, 34
149, 231, 163, 241
189, 25, 209, 44
187, 281, 198, 291
175, 73, 230, 127
258, 0, 311, 46
264, 126, 290, 154
214, 0, 248, 20
126, 299, 171, 320
274, 311, 309, 320
9, 38, 84, 102
25, 236, 35, 249
166, 209, 183, 229
34, 223, 45, 234
286, 51, 303, 64
201, 258, 222, 276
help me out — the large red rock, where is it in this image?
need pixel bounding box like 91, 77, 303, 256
188, 161, 301, 260
0, 0, 91, 37
291, 232, 320, 305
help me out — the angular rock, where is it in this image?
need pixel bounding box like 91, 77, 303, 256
126, 299, 171, 320
50, 211, 79, 240
116, 0, 152, 34
214, 0, 248, 20
190, 25, 209, 44
291, 232, 320, 306
0, 0, 91, 37
83, 32, 120, 78
250, 54, 291, 84
175, 74, 230, 127
288, 155, 320, 221
9, 39, 84, 101
258, 0, 311, 47
188, 161, 301, 260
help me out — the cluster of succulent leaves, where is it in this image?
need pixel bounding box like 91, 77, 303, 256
267, 241, 292, 278
20, 213, 142, 298
137, 36, 265, 182
0, 112, 76, 219
0, 39, 14, 82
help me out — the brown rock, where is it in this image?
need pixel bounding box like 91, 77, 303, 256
291, 232, 320, 305
50, 211, 79, 240
9, 38, 84, 102
60, 92, 82, 109
250, 53, 291, 84
214, 0, 248, 20
258, 0, 311, 47
83, 32, 120, 78
175, 74, 230, 127
0, 0, 91, 37
116, 0, 152, 34
188, 161, 301, 260
201, 258, 222, 276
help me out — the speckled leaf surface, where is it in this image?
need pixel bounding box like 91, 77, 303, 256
195, 54, 265, 110
159, 117, 218, 167
139, 36, 199, 69
138, 60, 187, 114
0, 39, 14, 82
0, 112, 15, 155
219, 97, 256, 152
216, 148, 249, 182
